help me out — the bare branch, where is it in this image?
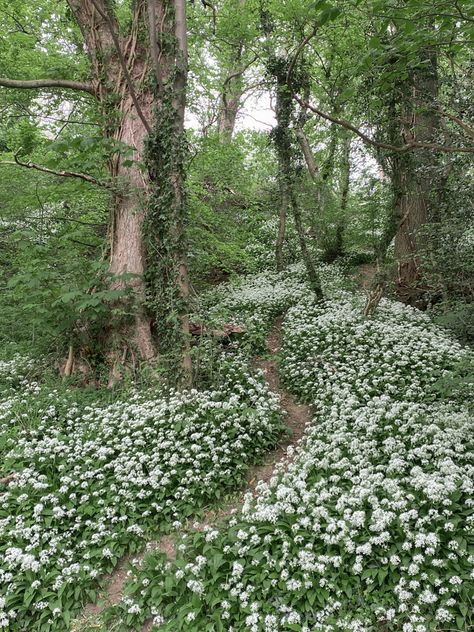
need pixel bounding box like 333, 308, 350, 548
286, 23, 319, 87
222, 55, 259, 90
0, 154, 110, 188
441, 110, 474, 139
293, 94, 474, 154
0, 78, 95, 95
221, 55, 259, 111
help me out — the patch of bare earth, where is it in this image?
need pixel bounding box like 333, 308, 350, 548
78, 317, 312, 631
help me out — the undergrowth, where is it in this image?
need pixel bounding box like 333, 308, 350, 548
109, 280, 474, 631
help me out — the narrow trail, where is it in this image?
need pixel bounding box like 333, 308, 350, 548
77, 317, 312, 632
249, 317, 311, 490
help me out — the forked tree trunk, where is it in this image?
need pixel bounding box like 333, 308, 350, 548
217, 0, 247, 143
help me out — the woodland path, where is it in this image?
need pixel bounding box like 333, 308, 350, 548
77, 317, 312, 632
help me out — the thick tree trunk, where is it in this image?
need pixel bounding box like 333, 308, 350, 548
66, 0, 156, 370
108, 94, 155, 362
365, 43, 438, 315
394, 44, 439, 303
145, 0, 193, 386
66, 0, 193, 382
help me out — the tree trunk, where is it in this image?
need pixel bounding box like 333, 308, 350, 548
65, 0, 156, 372
365, 39, 439, 315
145, 0, 193, 386
269, 57, 322, 296
275, 171, 287, 272
65, 0, 193, 382
331, 131, 351, 260
393, 44, 439, 304
217, 0, 247, 142
108, 93, 155, 362
295, 125, 320, 181
289, 187, 322, 296
218, 83, 242, 142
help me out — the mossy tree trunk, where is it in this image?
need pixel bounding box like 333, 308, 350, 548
393, 44, 439, 305
144, 0, 193, 386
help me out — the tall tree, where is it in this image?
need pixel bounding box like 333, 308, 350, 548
0, 0, 192, 379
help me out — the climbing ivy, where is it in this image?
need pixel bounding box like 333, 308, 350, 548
144, 23, 192, 382
266, 51, 323, 296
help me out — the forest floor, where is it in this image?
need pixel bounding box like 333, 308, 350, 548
75, 316, 312, 632
2, 264, 472, 632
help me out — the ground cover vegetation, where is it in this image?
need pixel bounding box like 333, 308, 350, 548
0, 0, 473, 631
107, 275, 474, 632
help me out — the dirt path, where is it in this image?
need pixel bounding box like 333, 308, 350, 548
248, 317, 310, 490
76, 317, 312, 631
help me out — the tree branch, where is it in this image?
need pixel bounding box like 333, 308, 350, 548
0, 154, 110, 188
0, 78, 95, 95
293, 94, 474, 154
441, 110, 474, 139
286, 23, 319, 88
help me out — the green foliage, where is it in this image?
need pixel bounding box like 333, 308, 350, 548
0, 167, 110, 354
0, 342, 283, 630
108, 275, 474, 632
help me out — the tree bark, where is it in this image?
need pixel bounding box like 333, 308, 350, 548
365, 43, 439, 315
275, 171, 287, 272
65, 0, 156, 367
268, 55, 322, 296
0, 78, 94, 93
145, 0, 193, 386
393, 43, 439, 304
218, 82, 242, 142
216, 0, 247, 142
295, 125, 320, 181
63, 0, 193, 380
332, 130, 351, 260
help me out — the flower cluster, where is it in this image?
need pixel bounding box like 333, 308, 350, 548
199, 263, 311, 353
116, 280, 473, 631
0, 355, 283, 631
